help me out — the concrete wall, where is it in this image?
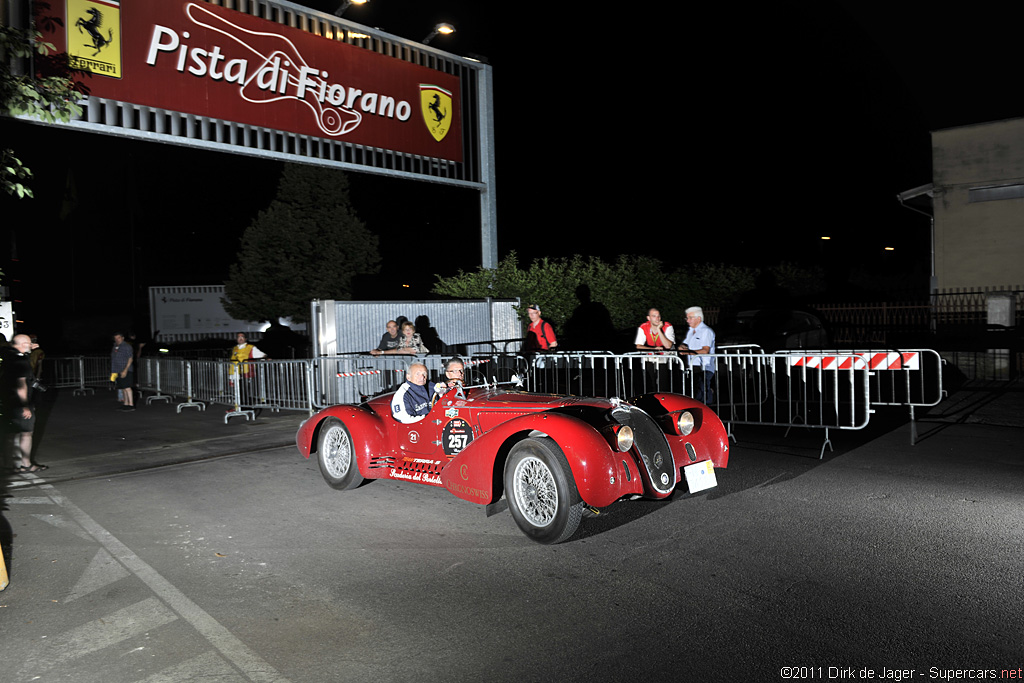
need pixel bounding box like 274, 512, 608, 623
932, 119, 1024, 290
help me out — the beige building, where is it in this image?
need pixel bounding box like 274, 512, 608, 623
902, 118, 1024, 293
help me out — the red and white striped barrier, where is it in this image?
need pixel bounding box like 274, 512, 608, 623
789, 352, 919, 371
337, 370, 383, 378
338, 359, 490, 379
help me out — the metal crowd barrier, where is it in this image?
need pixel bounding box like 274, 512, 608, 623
47, 349, 943, 445
44, 357, 96, 395
782, 348, 944, 445
313, 353, 516, 408
137, 357, 315, 422
525, 351, 873, 458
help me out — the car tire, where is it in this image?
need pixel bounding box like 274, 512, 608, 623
504, 437, 584, 544
317, 417, 364, 490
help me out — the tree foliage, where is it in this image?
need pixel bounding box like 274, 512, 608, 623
1, 11, 84, 198
431, 253, 826, 332
223, 164, 381, 324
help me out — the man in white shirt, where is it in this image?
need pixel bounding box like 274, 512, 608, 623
678, 306, 716, 404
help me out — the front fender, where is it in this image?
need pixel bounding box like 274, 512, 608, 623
441, 411, 643, 509
296, 405, 388, 477
634, 393, 729, 469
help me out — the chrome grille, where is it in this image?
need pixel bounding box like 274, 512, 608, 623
612, 407, 675, 495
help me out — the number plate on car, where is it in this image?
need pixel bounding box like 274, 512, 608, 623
683, 460, 717, 493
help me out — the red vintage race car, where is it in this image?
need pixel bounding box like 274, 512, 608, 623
296, 381, 729, 544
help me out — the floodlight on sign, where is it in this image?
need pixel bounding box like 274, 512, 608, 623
423, 23, 455, 44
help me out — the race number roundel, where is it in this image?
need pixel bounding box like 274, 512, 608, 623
442, 418, 473, 456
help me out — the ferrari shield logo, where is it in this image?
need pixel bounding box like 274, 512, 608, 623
420, 84, 453, 142
67, 0, 122, 79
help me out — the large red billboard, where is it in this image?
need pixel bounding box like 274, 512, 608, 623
53, 0, 463, 161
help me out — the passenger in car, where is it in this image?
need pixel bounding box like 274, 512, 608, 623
391, 363, 432, 422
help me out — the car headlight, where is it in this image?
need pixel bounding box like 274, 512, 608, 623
677, 411, 694, 436
615, 425, 634, 452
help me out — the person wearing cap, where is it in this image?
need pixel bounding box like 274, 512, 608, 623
523, 304, 557, 351
678, 306, 716, 404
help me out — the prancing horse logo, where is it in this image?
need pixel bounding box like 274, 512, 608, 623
76, 8, 113, 56
419, 84, 453, 142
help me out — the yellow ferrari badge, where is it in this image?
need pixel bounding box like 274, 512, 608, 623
67, 0, 122, 79
420, 84, 453, 142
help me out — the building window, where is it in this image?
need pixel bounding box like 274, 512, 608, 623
968, 184, 1024, 202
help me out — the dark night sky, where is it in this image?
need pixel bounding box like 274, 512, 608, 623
2, 1, 1021, 350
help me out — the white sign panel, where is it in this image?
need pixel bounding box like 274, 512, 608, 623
0, 301, 13, 340
148, 285, 309, 342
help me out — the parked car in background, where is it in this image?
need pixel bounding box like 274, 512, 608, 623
715, 309, 829, 352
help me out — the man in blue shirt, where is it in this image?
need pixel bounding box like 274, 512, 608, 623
391, 363, 431, 423
111, 332, 135, 411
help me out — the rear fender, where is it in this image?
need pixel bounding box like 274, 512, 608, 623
441, 411, 643, 509
296, 406, 388, 477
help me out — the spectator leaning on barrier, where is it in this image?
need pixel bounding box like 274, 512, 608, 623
111, 332, 135, 411
370, 320, 401, 356
396, 321, 429, 354
523, 304, 557, 351
635, 308, 675, 351
678, 306, 716, 404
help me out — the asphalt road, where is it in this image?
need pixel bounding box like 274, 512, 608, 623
1, 387, 1022, 682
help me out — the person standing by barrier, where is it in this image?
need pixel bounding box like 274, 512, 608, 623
678, 306, 716, 404
230, 333, 266, 376
229, 333, 266, 409
28, 334, 44, 380
111, 332, 135, 411
3, 334, 47, 472
523, 304, 558, 352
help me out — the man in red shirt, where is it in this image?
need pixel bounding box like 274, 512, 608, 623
634, 308, 675, 351
524, 304, 558, 351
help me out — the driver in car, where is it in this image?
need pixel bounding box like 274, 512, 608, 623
435, 357, 465, 393
432, 357, 465, 406
391, 363, 432, 423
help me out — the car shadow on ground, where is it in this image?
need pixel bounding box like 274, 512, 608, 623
568, 408, 916, 542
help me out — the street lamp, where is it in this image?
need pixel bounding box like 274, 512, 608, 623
334, 0, 368, 17
423, 23, 455, 44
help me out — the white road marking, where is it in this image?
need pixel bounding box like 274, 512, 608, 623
30, 512, 94, 541
16, 597, 178, 677
64, 547, 130, 603
135, 650, 247, 683
15, 482, 292, 682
